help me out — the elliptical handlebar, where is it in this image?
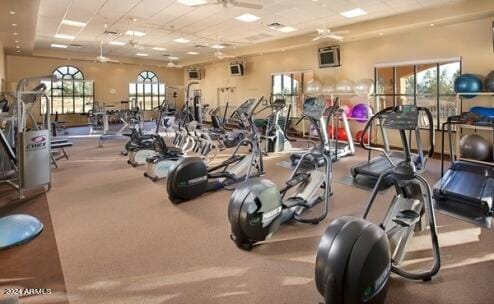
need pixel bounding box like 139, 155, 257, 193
417, 106, 435, 158
359, 106, 394, 157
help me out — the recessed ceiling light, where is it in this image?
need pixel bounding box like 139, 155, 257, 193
174, 37, 190, 43
379, 32, 384, 36
152, 47, 167, 51
16, 46, 20, 49
136, 53, 148, 57
51, 44, 68, 48
55, 34, 75, 40
177, 0, 208, 6
12, 32, 18, 35
12, 23, 17, 27
61, 19, 87, 27
340, 8, 367, 18
211, 44, 225, 49
278, 26, 297, 33
187, 51, 199, 55
15, 40, 19, 43
235, 13, 260, 23
16, 50, 21, 53
125, 30, 146, 37
169, 56, 180, 60
430, 23, 435, 27
109, 41, 126, 46
9, 11, 15, 15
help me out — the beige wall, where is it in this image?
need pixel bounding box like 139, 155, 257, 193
0, 40, 5, 91
187, 17, 494, 153
6, 55, 185, 124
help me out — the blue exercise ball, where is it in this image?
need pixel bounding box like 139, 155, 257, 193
485, 70, 494, 92
454, 74, 483, 99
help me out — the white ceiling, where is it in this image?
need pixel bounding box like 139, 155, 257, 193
10, 0, 465, 64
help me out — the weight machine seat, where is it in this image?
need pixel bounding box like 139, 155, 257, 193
433, 161, 494, 214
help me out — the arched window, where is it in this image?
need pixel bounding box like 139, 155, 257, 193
129, 71, 165, 110
42, 65, 94, 114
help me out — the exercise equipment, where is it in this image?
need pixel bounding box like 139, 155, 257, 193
315, 105, 440, 304
459, 133, 491, 161
355, 129, 369, 144
305, 81, 322, 95
351, 106, 428, 191
336, 127, 347, 141
434, 112, 494, 228
454, 74, 483, 98
0, 75, 56, 250
335, 80, 354, 93
263, 98, 294, 153
352, 103, 371, 122
144, 135, 183, 182
470, 106, 494, 118
353, 78, 374, 96
340, 104, 352, 117
485, 70, 494, 92
228, 97, 332, 250
166, 97, 265, 204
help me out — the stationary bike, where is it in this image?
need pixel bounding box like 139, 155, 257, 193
314, 105, 440, 304
228, 97, 334, 250
166, 97, 265, 204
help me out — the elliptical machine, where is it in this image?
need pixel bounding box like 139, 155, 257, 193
228, 97, 334, 250
166, 97, 265, 204
263, 98, 294, 153
314, 105, 440, 304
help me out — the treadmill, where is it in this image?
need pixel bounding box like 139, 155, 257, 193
351, 107, 427, 190
433, 112, 494, 228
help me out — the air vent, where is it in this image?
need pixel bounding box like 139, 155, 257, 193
104, 30, 120, 35
162, 54, 171, 57
69, 44, 83, 48
194, 45, 206, 48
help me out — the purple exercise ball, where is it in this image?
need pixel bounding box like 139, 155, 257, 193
352, 103, 370, 122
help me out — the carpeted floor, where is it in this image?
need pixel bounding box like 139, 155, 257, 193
2, 134, 494, 304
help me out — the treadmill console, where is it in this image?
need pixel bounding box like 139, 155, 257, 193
235, 98, 256, 116
303, 97, 326, 120
382, 105, 419, 130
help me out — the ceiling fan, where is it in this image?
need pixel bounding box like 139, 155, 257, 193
128, 18, 141, 48
166, 58, 183, 68
96, 41, 119, 63
214, 50, 235, 60
312, 0, 348, 41
312, 27, 349, 41
182, 0, 263, 9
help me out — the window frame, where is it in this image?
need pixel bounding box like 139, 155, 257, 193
374, 58, 462, 130
44, 65, 94, 114
129, 71, 165, 111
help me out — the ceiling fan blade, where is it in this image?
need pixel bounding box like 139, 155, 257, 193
329, 34, 344, 40
332, 30, 350, 35
232, 1, 263, 9
312, 36, 322, 41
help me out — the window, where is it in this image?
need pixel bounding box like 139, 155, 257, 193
42, 65, 94, 114
129, 71, 165, 111
375, 59, 461, 129
271, 71, 313, 118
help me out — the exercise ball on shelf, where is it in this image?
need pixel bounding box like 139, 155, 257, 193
352, 103, 372, 122
470, 106, 494, 119
336, 80, 354, 93
484, 70, 494, 92
321, 83, 336, 94
454, 74, 483, 99
305, 80, 322, 95
355, 130, 369, 144
336, 127, 348, 141
340, 104, 352, 117
354, 78, 374, 96
459, 133, 491, 161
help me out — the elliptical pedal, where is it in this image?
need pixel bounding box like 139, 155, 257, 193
392, 209, 420, 227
